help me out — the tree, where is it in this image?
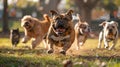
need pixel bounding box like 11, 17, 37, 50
38, 0, 61, 14
2, 0, 9, 33
104, 0, 118, 19
74, 0, 100, 23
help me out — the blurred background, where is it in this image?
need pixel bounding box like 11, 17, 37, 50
0, 0, 120, 37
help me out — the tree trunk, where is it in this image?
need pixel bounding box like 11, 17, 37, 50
78, 7, 92, 23
74, 0, 100, 23
2, 0, 9, 33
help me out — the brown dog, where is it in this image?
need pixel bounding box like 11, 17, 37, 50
74, 14, 90, 50
21, 14, 51, 49
44, 10, 75, 55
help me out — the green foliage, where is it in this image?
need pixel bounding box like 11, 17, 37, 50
0, 21, 23, 32
16, 0, 38, 8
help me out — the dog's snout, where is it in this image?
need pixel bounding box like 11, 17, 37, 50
24, 22, 29, 26
57, 21, 64, 28
109, 29, 112, 32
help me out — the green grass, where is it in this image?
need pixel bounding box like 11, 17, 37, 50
0, 38, 120, 67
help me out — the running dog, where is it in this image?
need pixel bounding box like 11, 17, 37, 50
98, 21, 118, 50
74, 14, 90, 50
44, 10, 75, 55
21, 14, 51, 49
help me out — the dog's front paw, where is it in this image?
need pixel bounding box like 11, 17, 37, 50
21, 38, 27, 43
108, 47, 114, 50
104, 45, 109, 49
79, 42, 83, 46
47, 50, 53, 54
60, 50, 66, 55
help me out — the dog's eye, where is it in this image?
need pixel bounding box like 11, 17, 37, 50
29, 19, 32, 22
84, 27, 86, 29
112, 26, 115, 28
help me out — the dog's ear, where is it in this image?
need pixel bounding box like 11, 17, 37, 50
77, 14, 83, 23
99, 21, 106, 27
113, 21, 118, 27
77, 14, 81, 22
50, 10, 58, 18
66, 10, 73, 20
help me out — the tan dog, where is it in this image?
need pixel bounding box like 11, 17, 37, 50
21, 14, 51, 49
74, 14, 90, 50
44, 10, 75, 55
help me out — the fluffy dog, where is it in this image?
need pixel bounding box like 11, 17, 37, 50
44, 10, 75, 55
10, 28, 20, 47
21, 14, 51, 49
74, 14, 90, 50
98, 21, 118, 50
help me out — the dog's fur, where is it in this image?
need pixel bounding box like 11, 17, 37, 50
21, 14, 51, 49
98, 21, 118, 50
10, 28, 20, 47
74, 14, 90, 50
44, 10, 75, 55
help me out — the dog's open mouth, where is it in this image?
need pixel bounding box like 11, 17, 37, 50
24, 23, 32, 30
25, 25, 31, 29
55, 28, 66, 35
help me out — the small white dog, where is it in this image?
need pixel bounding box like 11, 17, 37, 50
98, 21, 118, 50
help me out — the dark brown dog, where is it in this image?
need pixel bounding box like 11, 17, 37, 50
44, 10, 75, 55
21, 14, 51, 49
74, 14, 90, 50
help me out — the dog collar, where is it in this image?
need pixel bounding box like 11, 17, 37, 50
50, 35, 70, 41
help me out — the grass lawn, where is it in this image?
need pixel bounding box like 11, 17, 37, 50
0, 38, 120, 67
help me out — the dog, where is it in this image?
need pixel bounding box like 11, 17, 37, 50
10, 28, 20, 47
21, 14, 51, 49
44, 10, 75, 55
98, 21, 118, 50
74, 14, 91, 50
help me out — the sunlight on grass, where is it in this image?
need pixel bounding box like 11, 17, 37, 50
0, 38, 120, 67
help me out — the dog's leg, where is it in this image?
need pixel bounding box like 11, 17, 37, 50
47, 42, 54, 54
43, 39, 48, 49
80, 35, 87, 46
76, 37, 80, 50
109, 32, 118, 50
31, 36, 42, 49
98, 31, 103, 48
60, 42, 71, 55
22, 36, 31, 43
43, 34, 47, 49
104, 38, 109, 48
109, 39, 117, 50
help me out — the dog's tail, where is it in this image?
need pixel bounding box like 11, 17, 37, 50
43, 14, 50, 22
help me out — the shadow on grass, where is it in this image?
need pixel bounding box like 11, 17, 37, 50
0, 47, 61, 67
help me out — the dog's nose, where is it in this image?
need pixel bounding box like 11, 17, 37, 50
58, 21, 64, 27
109, 29, 112, 32
24, 22, 29, 26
